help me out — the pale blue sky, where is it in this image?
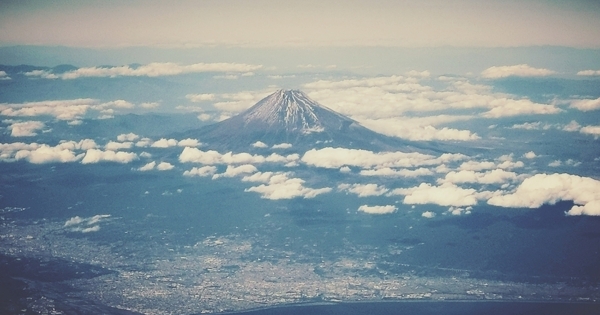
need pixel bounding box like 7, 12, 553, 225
1, 0, 600, 48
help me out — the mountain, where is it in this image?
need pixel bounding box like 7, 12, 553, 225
183, 89, 430, 152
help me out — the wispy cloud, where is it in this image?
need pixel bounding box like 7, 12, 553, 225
24, 63, 263, 80
481, 64, 556, 79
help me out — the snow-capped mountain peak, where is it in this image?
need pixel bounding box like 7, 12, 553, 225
241, 89, 349, 133
184, 89, 419, 151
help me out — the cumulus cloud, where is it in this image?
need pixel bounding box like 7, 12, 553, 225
183, 166, 218, 177
156, 162, 174, 171
8, 121, 45, 137
186, 93, 216, 102
570, 97, 600, 112
523, 151, 537, 159
481, 64, 556, 79
338, 183, 389, 197
179, 147, 268, 165
359, 167, 433, 178
213, 164, 257, 179
105, 141, 133, 151
421, 211, 436, 218
137, 161, 156, 171
178, 138, 201, 147
481, 99, 561, 118
252, 141, 268, 148
272, 143, 292, 149
117, 133, 139, 142
487, 173, 600, 216
440, 169, 519, 185
15, 144, 83, 164
360, 118, 480, 141
0, 70, 10, 80
25, 63, 262, 80
0, 98, 136, 121
448, 206, 472, 216
151, 138, 178, 148
577, 70, 600, 76
81, 149, 138, 164
245, 173, 331, 200
563, 120, 581, 132
64, 214, 111, 233
140, 102, 160, 109
301, 147, 459, 170
389, 183, 490, 207
580, 125, 600, 138
358, 205, 397, 214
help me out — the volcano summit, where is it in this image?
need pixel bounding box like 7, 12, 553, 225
188, 89, 416, 151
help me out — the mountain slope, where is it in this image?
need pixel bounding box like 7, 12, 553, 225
184, 89, 429, 152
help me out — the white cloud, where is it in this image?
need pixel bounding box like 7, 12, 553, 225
360, 118, 480, 141
138, 161, 156, 171
179, 147, 268, 165
156, 162, 174, 171
358, 205, 397, 215
301, 147, 448, 170
26, 63, 262, 80
511, 122, 544, 130
0, 99, 137, 121
577, 70, 600, 76
213, 164, 257, 179
117, 133, 139, 142
197, 113, 213, 121
265, 153, 300, 165
0, 70, 10, 80
481, 64, 556, 79
105, 141, 133, 151
389, 183, 488, 207
340, 166, 352, 173
245, 173, 331, 200
482, 99, 561, 118
440, 169, 519, 185
580, 125, 600, 138
563, 120, 581, 132
151, 138, 178, 148
523, 151, 537, 159
8, 121, 45, 137
57, 139, 98, 151
448, 206, 472, 216
186, 93, 216, 102
548, 160, 561, 167
359, 167, 433, 178
64, 214, 111, 233
0, 142, 40, 161
242, 171, 281, 183
487, 173, 600, 216
422, 211, 436, 218
81, 149, 138, 164
178, 138, 201, 147
140, 102, 160, 109
135, 138, 153, 147
570, 97, 600, 112
183, 166, 217, 177
272, 143, 292, 149
15, 144, 83, 164
338, 183, 388, 197
252, 141, 268, 148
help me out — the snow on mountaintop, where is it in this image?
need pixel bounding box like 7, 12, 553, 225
240, 89, 350, 133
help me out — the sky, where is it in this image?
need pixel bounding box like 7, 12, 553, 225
1, 0, 600, 48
